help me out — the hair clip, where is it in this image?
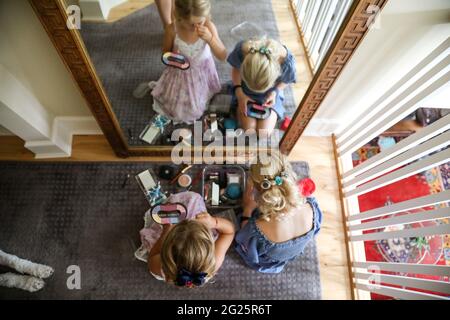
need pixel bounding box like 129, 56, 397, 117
261, 178, 272, 190
260, 170, 287, 189
249, 46, 257, 54
259, 46, 272, 56
274, 176, 283, 186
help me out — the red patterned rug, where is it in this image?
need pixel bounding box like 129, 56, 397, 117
352, 144, 449, 299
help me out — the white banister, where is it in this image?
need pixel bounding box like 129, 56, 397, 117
290, 0, 353, 71
336, 38, 450, 145
309, 1, 337, 64
348, 190, 450, 221
343, 131, 450, 191
345, 148, 450, 197
355, 283, 449, 300
348, 207, 450, 232
341, 114, 450, 181
353, 261, 450, 277
349, 224, 450, 242
355, 272, 450, 295
338, 60, 450, 156
320, 3, 450, 301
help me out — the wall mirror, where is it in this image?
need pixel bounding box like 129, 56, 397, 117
30, 0, 386, 157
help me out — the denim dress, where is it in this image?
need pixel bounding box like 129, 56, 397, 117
227, 40, 297, 119
234, 197, 322, 273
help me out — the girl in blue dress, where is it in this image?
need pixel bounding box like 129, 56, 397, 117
235, 151, 323, 273
227, 38, 297, 136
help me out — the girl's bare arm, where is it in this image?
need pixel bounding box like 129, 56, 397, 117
162, 23, 176, 53
196, 213, 235, 273
204, 20, 227, 61
147, 224, 174, 276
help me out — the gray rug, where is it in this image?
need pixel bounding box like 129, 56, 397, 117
0, 162, 321, 299
80, 0, 297, 146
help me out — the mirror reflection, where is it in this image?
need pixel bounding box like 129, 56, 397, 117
68, 0, 351, 147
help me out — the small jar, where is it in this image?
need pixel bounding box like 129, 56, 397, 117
177, 174, 192, 188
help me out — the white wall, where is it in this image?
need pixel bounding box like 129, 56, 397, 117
0, 1, 92, 118
79, 0, 127, 21
0, 125, 13, 136
0, 1, 101, 158
304, 0, 450, 136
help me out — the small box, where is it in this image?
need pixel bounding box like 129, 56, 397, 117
135, 169, 167, 206
210, 113, 218, 133
139, 114, 171, 145
227, 173, 241, 185
211, 182, 220, 206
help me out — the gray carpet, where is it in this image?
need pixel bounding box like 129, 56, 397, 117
0, 161, 321, 299
80, 0, 297, 146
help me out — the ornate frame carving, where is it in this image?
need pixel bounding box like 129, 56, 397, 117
281, 0, 389, 154
30, 0, 388, 158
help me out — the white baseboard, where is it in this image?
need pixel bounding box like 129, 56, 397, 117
25, 116, 102, 159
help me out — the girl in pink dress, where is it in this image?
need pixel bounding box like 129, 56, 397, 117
135, 191, 235, 287
151, 0, 227, 124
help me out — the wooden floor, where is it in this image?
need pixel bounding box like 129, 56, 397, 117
0, 0, 351, 299
107, 0, 155, 23
272, 0, 313, 106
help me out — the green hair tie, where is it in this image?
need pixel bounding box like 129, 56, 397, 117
259, 46, 272, 56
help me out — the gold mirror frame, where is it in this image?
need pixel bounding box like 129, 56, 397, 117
29, 0, 388, 158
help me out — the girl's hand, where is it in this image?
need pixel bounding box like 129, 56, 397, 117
264, 90, 277, 108
196, 212, 217, 229
196, 25, 213, 43
236, 88, 252, 117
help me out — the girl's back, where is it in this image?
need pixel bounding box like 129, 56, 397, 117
256, 204, 314, 244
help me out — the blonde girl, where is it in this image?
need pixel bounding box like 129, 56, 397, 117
150, 0, 227, 124
227, 38, 297, 135
141, 192, 234, 287
234, 151, 323, 273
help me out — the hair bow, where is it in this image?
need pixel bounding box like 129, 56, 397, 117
147, 182, 165, 204
152, 115, 170, 133
175, 268, 208, 287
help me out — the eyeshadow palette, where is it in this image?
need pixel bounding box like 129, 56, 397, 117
162, 52, 190, 70
151, 202, 187, 224
247, 102, 271, 120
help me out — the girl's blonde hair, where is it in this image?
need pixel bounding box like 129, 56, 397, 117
160, 219, 216, 286
250, 151, 304, 221
174, 0, 211, 21
241, 38, 284, 93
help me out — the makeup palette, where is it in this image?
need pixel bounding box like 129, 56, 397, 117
151, 203, 187, 224
247, 102, 271, 120
162, 52, 190, 70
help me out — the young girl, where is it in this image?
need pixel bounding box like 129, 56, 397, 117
235, 151, 322, 273
139, 191, 235, 287
151, 0, 227, 124
227, 38, 297, 136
